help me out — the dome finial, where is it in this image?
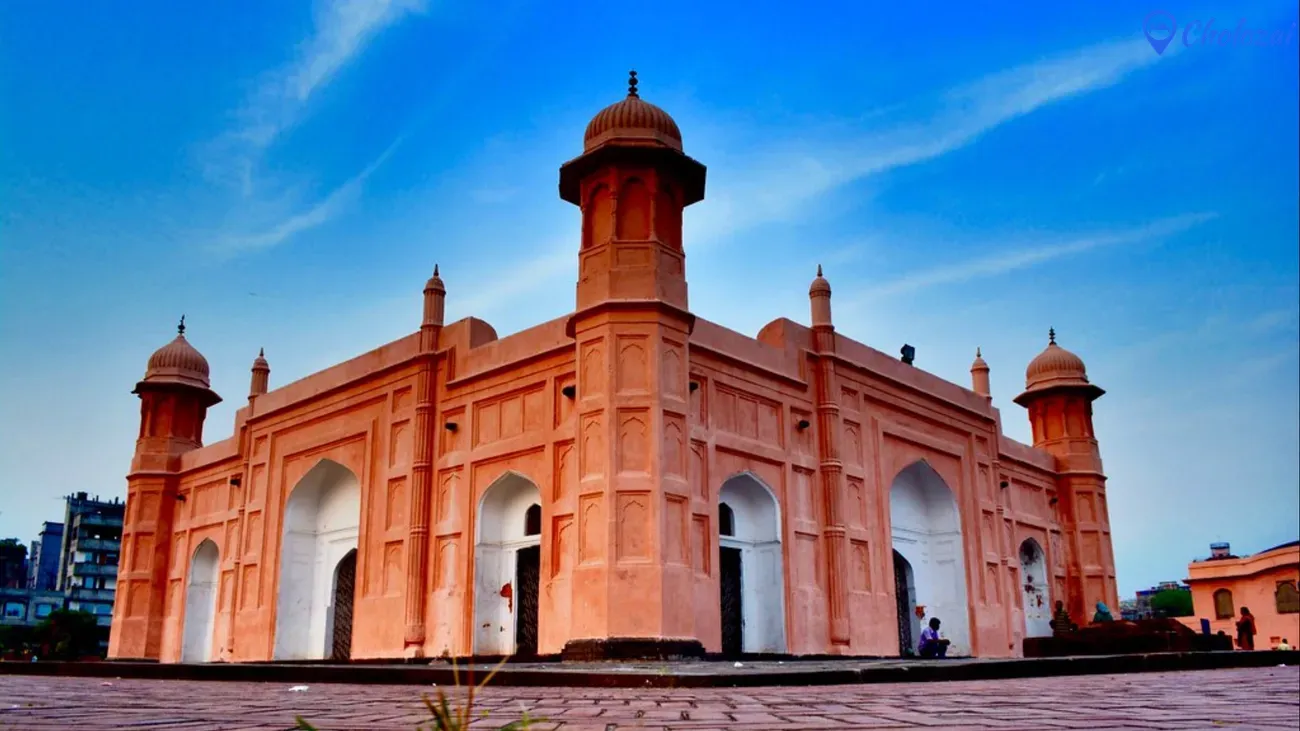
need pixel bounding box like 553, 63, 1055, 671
433, 264, 439, 277
258, 347, 264, 358
178, 314, 186, 336
628, 70, 639, 98
817, 264, 823, 277
976, 346, 982, 358
1048, 327, 1056, 345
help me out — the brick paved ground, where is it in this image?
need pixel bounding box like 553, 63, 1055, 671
1, 666, 1296, 730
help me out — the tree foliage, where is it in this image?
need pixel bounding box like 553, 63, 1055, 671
0, 609, 103, 659
1150, 589, 1194, 617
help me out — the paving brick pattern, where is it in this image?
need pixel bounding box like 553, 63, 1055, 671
1, 666, 1296, 730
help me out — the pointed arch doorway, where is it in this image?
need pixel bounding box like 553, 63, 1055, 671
889, 460, 971, 656
472, 472, 542, 657
180, 539, 220, 662
1019, 539, 1052, 638
273, 459, 361, 661
717, 473, 787, 656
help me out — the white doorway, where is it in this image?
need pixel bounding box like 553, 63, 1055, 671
273, 459, 361, 660
717, 473, 787, 655
889, 460, 971, 656
180, 539, 219, 662
472, 472, 542, 656
1019, 538, 1052, 638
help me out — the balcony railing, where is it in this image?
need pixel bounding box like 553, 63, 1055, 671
73, 538, 121, 553
67, 587, 115, 602
71, 563, 119, 578
72, 513, 123, 529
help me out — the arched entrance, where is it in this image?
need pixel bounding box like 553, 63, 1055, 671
472, 472, 542, 656
892, 550, 918, 656
889, 460, 971, 656
181, 539, 219, 662
273, 459, 361, 660
717, 473, 786, 656
1019, 539, 1052, 638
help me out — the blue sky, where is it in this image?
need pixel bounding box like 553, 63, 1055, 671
1, 1, 1296, 597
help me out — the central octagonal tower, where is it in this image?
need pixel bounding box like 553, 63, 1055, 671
559, 71, 709, 659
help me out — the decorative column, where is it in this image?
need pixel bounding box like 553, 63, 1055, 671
808, 266, 851, 648
403, 266, 444, 656
224, 348, 270, 660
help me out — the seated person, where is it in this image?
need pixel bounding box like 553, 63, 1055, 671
918, 617, 951, 658
1050, 600, 1076, 634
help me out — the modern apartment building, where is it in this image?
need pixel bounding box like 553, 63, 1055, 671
27, 522, 64, 591
56, 493, 125, 632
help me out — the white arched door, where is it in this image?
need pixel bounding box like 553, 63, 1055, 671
889, 460, 971, 656
181, 539, 220, 662
472, 472, 542, 656
718, 473, 787, 655
1020, 539, 1052, 638
273, 459, 361, 660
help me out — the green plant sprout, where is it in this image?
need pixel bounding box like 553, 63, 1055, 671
293, 655, 542, 731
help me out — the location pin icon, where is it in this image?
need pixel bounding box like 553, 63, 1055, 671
1144, 10, 1177, 55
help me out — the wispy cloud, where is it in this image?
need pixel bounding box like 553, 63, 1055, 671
851, 212, 1217, 302
486, 37, 1163, 312
450, 241, 576, 319
197, 0, 425, 257
209, 134, 406, 257
686, 37, 1161, 248
205, 0, 426, 193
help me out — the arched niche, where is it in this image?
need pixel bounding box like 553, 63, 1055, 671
180, 539, 220, 662
1019, 538, 1052, 638
273, 459, 361, 660
654, 182, 681, 249
889, 460, 971, 656
615, 177, 651, 240
583, 184, 613, 249
717, 473, 787, 655
473, 472, 542, 656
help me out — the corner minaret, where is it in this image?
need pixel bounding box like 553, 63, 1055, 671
1013, 328, 1115, 627
109, 316, 222, 660
970, 347, 991, 399
561, 70, 705, 312
807, 266, 852, 648
559, 72, 704, 659
248, 348, 270, 401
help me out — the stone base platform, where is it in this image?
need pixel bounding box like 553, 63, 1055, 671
1, 650, 1295, 688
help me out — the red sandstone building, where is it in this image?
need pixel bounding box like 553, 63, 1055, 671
108, 75, 1119, 663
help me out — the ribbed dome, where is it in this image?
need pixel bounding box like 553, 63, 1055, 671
971, 347, 989, 372
142, 318, 211, 390
583, 71, 682, 152
1024, 332, 1089, 390
809, 265, 831, 296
